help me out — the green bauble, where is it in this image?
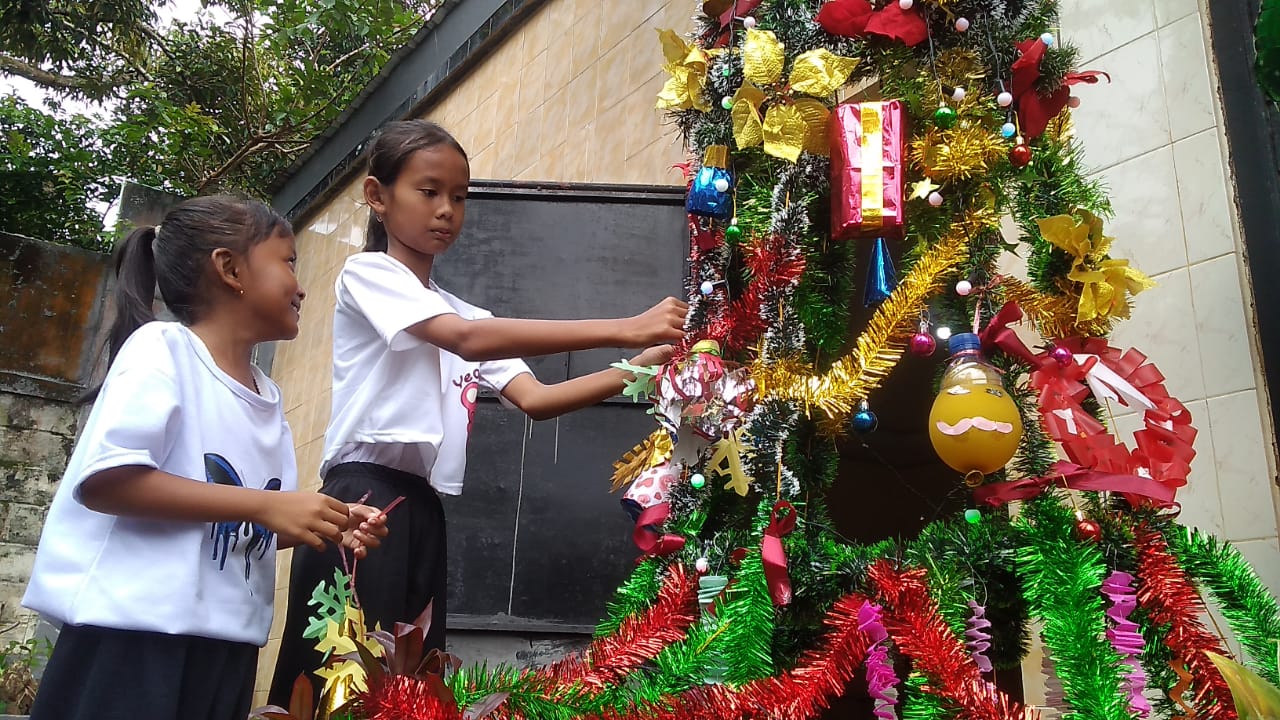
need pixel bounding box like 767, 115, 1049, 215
933, 105, 958, 129
724, 224, 743, 242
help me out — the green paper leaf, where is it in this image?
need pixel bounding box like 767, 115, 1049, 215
303, 569, 354, 640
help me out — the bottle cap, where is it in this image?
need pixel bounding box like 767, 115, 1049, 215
947, 332, 982, 355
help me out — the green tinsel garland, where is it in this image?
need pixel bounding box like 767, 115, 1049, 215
901, 673, 956, 720
595, 558, 661, 637
1170, 527, 1280, 686
1016, 495, 1129, 720
712, 546, 777, 686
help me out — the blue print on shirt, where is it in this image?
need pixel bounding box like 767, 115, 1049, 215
203, 453, 280, 581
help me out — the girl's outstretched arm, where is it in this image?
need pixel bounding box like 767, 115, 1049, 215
80, 466, 350, 551
407, 297, 688, 362
500, 345, 674, 421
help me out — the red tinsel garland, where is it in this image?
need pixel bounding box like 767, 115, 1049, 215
706, 233, 805, 354
578, 592, 874, 720
1133, 524, 1237, 720
868, 561, 1034, 720
535, 564, 700, 690
359, 676, 462, 720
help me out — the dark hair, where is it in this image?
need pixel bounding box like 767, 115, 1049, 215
363, 120, 468, 252
86, 195, 291, 401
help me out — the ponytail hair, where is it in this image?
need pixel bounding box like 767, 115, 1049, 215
362, 120, 468, 252
106, 225, 160, 366
84, 195, 290, 402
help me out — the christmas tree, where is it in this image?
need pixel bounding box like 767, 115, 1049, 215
265, 2, 1280, 719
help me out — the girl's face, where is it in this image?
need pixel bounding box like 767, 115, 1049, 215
372, 145, 470, 258
239, 230, 306, 342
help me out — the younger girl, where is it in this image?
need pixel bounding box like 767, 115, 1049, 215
269, 120, 687, 703
23, 195, 386, 720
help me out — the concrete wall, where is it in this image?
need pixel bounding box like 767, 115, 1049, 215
0, 234, 110, 644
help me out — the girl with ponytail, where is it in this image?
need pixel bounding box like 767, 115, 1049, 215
23, 195, 386, 720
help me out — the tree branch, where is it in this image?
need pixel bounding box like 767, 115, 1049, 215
0, 53, 101, 91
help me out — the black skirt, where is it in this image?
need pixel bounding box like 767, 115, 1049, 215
30, 624, 257, 720
268, 461, 448, 708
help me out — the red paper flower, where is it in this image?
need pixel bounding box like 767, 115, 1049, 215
1011, 38, 1109, 138
817, 0, 928, 47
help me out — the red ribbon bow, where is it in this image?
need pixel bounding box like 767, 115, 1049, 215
761, 501, 797, 606
816, 0, 928, 47
633, 503, 686, 556
973, 461, 1177, 507
1012, 38, 1109, 139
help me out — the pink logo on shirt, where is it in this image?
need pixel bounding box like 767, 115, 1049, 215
453, 370, 484, 433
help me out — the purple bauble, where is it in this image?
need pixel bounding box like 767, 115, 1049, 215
910, 332, 937, 357
1049, 345, 1073, 366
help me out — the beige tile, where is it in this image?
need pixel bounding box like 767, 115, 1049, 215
1233, 537, 1280, 599
1191, 255, 1255, 397
566, 64, 599, 137
569, 2, 603, 81
541, 86, 570, 152
593, 100, 630, 182
1172, 129, 1236, 263
1207, 391, 1279, 541
495, 123, 521, 180
513, 104, 545, 176
595, 41, 633, 115
545, 42, 575, 95
621, 26, 663, 95
521, 4, 552, 67
492, 51, 521, 111
517, 50, 549, 119
1071, 34, 1171, 172
1109, 268, 1207, 401
600, 0, 660, 51
623, 75, 670, 160
540, 142, 566, 182
1154, 0, 1199, 27
1159, 13, 1216, 142
470, 94, 499, 159
570, 0, 597, 22
1097, 145, 1187, 276
562, 128, 594, 182
470, 145, 496, 180
1059, 0, 1157, 64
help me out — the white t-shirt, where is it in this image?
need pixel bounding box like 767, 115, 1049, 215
322, 252, 531, 494
23, 322, 296, 646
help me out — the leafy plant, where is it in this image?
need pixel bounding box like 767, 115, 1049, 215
0, 635, 53, 715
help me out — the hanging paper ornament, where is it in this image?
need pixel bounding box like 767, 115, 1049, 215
927, 333, 1024, 484
863, 237, 897, 307
621, 461, 680, 521
687, 145, 734, 219
831, 100, 906, 240
654, 339, 756, 442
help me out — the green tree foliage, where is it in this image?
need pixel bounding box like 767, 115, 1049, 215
0, 0, 441, 248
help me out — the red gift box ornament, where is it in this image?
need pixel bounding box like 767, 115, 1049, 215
830, 100, 906, 240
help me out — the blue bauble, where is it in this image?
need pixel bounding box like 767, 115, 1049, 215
851, 409, 878, 433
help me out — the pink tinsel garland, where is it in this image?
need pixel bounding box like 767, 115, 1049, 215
1102, 570, 1151, 717
857, 601, 899, 720
965, 601, 994, 674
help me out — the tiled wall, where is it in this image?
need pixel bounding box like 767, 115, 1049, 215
256, 0, 694, 702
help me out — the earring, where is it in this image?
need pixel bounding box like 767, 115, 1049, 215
375, 214, 383, 223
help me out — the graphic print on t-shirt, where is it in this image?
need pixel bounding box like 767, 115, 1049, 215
453, 369, 483, 434
203, 453, 281, 581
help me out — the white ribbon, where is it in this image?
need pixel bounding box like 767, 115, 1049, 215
1075, 354, 1155, 411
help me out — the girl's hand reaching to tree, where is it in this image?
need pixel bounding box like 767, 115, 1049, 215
341, 504, 389, 558
625, 297, 688, 346
629, 344, 676, 368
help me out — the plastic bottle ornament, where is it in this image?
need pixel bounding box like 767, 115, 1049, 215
863, 237, 897, 307
724, 224, 744, 242
927, 333, 1024, 485
910, 331, 937, 357
686, 145, 734, 219
1009, 140, 1032, 168
933, 105, 958, 129
927, 191, 944, 207
851, 405, 878, 433
699, 280, 716, 296
696, 557, 711, 573
954, 17, 970, 32
1049, 345, 1073, 366
955, 279, 973, 296
898, 0, 913, 8
1075, 518, 1103, 543
1000, 122, 1017, 138
690, 473, 707, 489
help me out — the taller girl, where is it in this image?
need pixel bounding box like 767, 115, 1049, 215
270, 120, 687, 701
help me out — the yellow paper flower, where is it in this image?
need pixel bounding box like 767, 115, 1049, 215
732, 29, 859, 162
708, 426, 755, 496
313, 605, 384, 713
656, 29, 714, 112
1037, 210, 1156, 323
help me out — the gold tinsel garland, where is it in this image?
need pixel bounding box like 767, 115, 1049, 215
610, 429, 674, 491
751, 216, 980, 422
999, 276, 1114, 339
